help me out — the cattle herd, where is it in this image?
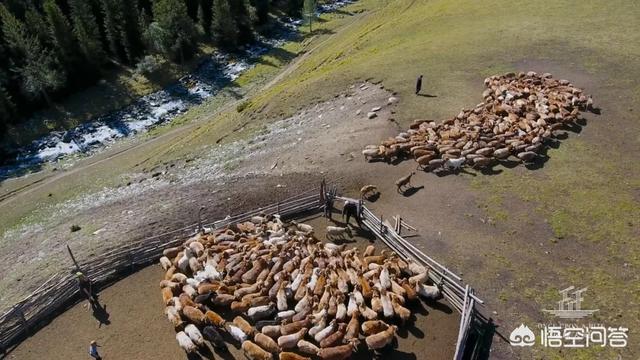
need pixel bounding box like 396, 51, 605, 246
159, 215, 439, 360
363, 71, 595, 171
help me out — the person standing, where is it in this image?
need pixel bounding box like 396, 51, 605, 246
415, 75, 423, 95
89, 340, 102, 360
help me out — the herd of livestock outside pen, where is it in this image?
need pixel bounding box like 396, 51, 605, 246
0, 70, 600, 359
151, 70, 598, 359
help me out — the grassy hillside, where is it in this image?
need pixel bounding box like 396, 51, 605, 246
171, 1, 640, 359
1, 0, 638, 358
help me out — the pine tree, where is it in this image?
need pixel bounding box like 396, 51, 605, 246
0, 45, 14, 128
151, 0, 198, 62
287, 0, 303, 17
25, 8, 50, 47
68, 0, 106, 67
121, 0, 143, 62
303, 0, 316, 32
43, 0, 78, 64
228, 0, 254, 44
210, 0, 238, 47
101, 0, 127, 60
196, 1, 206, 36
0, 4, 63, 103
138, 6, 151, 35
251, 0, 269, 25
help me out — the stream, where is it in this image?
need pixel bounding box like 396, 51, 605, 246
0, 1, 353, 181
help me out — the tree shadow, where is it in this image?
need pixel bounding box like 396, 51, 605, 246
329, 8, 353, 16
304, 28, 336, 38
264, 47, 297, 64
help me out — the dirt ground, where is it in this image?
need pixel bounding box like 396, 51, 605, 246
7, 213, 460, 360
0, 83, 399, 310
2, 59, 638, 360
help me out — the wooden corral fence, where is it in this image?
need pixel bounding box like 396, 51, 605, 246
331, 193, 486, 360
0, 188, 323, 357
0, 182, 488, 360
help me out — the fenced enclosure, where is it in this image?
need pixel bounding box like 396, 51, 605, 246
0, 182, 488, 359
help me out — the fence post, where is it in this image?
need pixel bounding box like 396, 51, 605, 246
66, 244, 81, 272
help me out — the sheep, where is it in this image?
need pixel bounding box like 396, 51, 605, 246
203, 326, 227, 350
444, 157, 465, 171
204, 310, 226, 327
365, 324, 397, 350
165, 305, 183, 329
182, 305, 205, 326
189, 241, 205, 257
163, 246, 181, 259
325, 226, 352, 240
395, 172, 416, 193
360, 185, 379, 199
161, 287, 174, 305
277, 328, 307, 349
415, 154, 436, 170
280, 352, 310, 360
227, 323, 249, 343
262, 324, 281, 339
241, 340, 273, 360
234, 316, 256, 337
517, 151, 537, 162
314, 319, 337, 343
254, 332, 280, 353
290, 220, 313, 234
416, 283, 441, 300
320, 323, 347, 348
297, 339, 320, 355
281, 318, 311, 335
159, 256, 172, 270
361, 320, 389, 335
184, 324, 205, 347
362, 148, 381, 161
248, 304, 276, 322
176, 331, 197, 353
316, 343, 356, 360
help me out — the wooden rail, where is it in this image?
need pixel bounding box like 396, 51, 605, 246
0, 189, 322, 356
338, 196, 483, 360
0, 183, 484, 360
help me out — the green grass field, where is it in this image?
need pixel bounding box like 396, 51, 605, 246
170, 1, 639, 358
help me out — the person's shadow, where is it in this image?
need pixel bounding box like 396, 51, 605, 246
417, 93, 437, 98
91, 297, 111, 327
